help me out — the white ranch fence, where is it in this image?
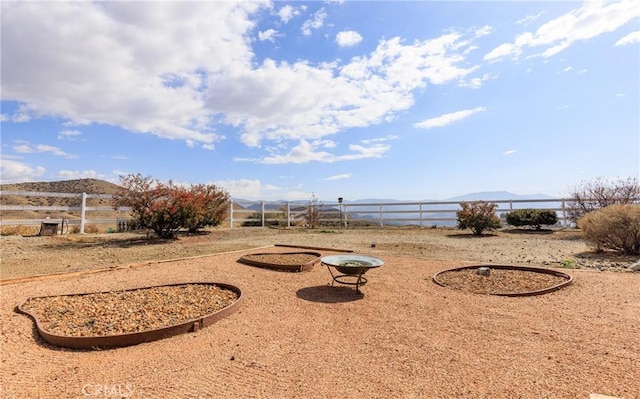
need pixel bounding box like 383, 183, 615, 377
4, 190, 629, 232
0, 191, 131, 234
228, 198, 576, 228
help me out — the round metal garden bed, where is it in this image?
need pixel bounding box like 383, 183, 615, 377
238, 251, 322, 272
433, 265, 573, 296
17, 282, 243, 349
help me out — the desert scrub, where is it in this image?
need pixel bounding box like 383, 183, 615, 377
579, 204, 640, 255
456, 201, 502, 235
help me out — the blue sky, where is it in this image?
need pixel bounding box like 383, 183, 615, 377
1, 1, 638, 201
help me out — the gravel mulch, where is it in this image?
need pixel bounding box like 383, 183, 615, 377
240, 253, 320, 266
20, 284, 239, 337
435, 268, 569, 295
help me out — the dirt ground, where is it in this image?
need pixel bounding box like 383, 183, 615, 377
1, 226, 638, 281
1, 227, 639, 398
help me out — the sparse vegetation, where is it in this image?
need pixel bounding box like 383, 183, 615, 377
304, 193, 322, 229
579, 204, 640, 255
0, 225, 38, 236
568, 177, 640, 222
456, 201, 502, 235
84, 224, 100, 234
505, 208, 558, 230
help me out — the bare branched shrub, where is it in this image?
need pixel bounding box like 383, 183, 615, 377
304, 193, 322, 229
568, 177, 640, 222
579, 204, 640, 255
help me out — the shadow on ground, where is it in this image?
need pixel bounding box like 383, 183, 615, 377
446, 233, 499, 239
296, 285, 364, 303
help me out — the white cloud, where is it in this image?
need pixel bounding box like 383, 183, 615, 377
484, 42, 521, 62
503, 150, 516, 155
335, 30, 363, 47
557, 66, 573, 74
258, 29, 280, 42
57, 129, 82, 140
516, 11, 546, 26
324, 173, 351, 181
2, 2, 268, 145
111, 155, 130, 160
301, 8, 327, 36
0, 158, 45, 183
474, 25, 492, 37
212, 178, 278, 199
277, 5, 301, 24
12, 141, 77, 159
414, 106, 486, 129
209, 32, 480, 151
485, 0, 638, 61
2, 2, 484, 165
360, 135, 399, 144
202, 143, 215, 150
57, 170, 102, 180
458, 73, 494, 89
577, 68, 588, 74
237, 139, 389, 164
615, 31, 640, 46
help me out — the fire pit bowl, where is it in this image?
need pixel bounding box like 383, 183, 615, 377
321, 254, 384, 292
321, 254, 384, 275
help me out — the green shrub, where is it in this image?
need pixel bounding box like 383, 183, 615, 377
506, 208, 558, 230
579, 204, 640, 255
456, 201, 502, 235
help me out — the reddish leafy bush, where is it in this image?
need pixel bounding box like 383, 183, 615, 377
113, 174, 229, 239
456, 201, 502, 235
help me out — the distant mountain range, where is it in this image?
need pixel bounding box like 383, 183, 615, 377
234, 190, 557, 207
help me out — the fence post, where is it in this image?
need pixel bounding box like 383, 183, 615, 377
379, 204, 384, 227
343, 204, 348, 228
419, 203, 424, 227
287, 202, 291, 228
229, 200, 234, 228
562, 199, 567, 228
261, 201, 265, 227
80, 192, 87, 234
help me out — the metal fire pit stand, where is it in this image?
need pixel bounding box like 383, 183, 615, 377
320, 255, 384, 293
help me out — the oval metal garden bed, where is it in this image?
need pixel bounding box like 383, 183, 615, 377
238, 251, 322, 272
17, 282, 242, 349
433, 265, 573, 296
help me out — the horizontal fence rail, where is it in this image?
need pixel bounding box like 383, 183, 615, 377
228, 198, 578, 228
0, 190, 131, 233
3, 190, 637, 232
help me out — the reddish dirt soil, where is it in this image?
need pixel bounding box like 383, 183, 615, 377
1, 227, 638, 398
